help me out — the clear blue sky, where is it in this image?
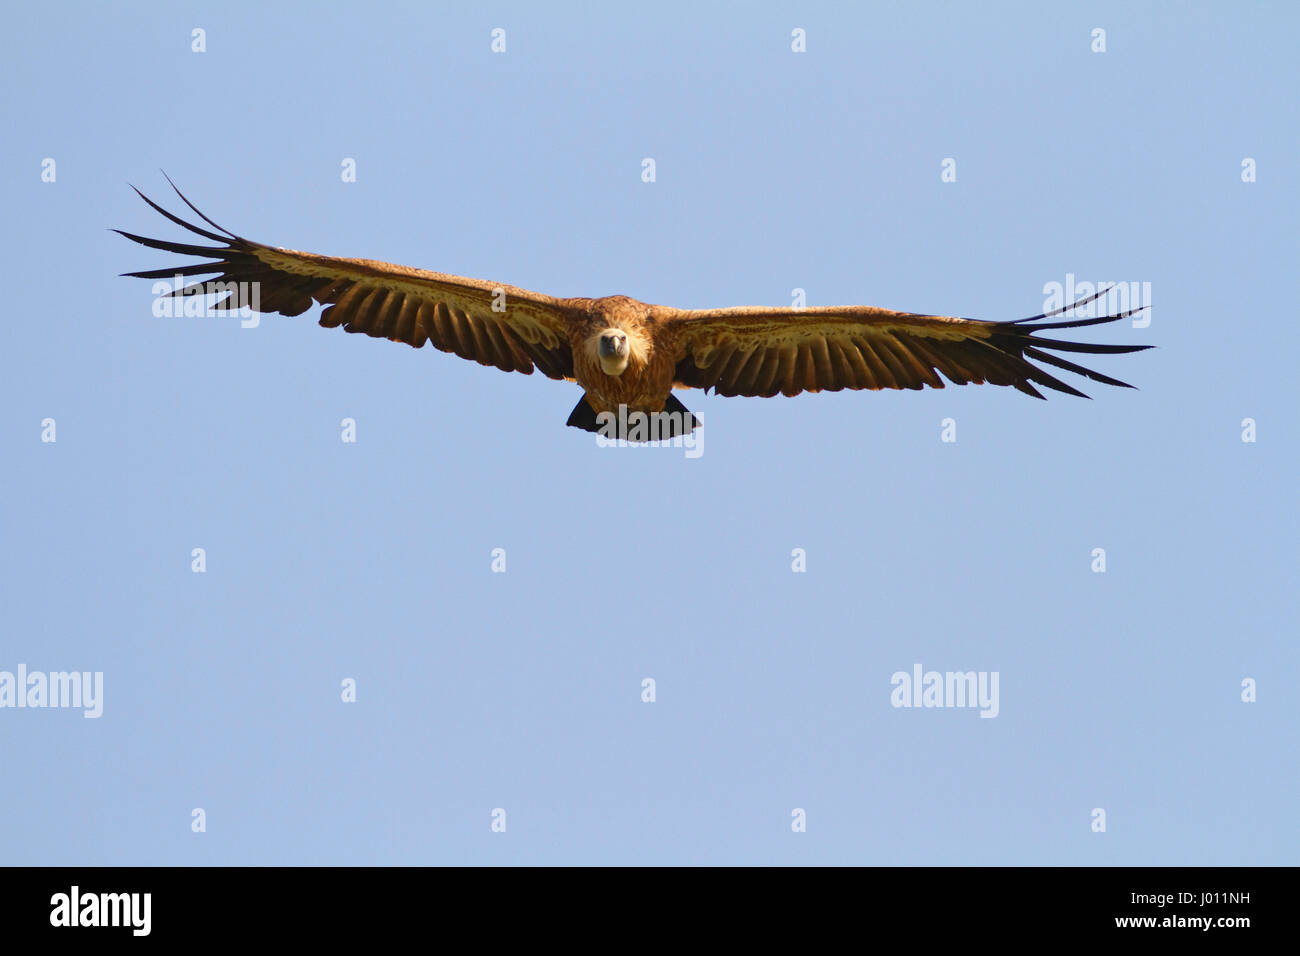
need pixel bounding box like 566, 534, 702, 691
3, 1, 1295, 865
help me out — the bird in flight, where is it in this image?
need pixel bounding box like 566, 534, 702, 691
117, 178, 1152, 440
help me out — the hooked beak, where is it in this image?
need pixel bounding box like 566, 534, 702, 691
598, 331, 628, 359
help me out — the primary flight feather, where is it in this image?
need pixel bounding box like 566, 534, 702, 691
117, 178, 1152, 438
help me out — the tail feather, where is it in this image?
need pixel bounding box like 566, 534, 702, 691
565, 396, 602, 433
566, 394, 701, 440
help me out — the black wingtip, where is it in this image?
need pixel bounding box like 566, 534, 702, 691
1012, 284, 1132, 323
125, 181, 232, 243
156, 171, 239, 239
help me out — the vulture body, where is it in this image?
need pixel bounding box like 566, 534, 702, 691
117, 179, 1152, 440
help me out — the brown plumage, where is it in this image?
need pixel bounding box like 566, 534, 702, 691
117, 178, 1152, 439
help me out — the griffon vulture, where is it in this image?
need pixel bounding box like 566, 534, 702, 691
117, 179, 1152, 439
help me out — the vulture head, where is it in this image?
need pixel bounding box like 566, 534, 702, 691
596, 329, 631, 375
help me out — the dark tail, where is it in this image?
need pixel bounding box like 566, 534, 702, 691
566, 394, 701, 440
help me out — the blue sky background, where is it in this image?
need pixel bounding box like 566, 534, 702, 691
3, 2, 1295, 865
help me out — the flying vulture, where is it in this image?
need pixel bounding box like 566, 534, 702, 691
117, 179, 1152, 439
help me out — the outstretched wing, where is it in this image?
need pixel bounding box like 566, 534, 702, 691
116, 178, 576, 380
666, 290, 1151, 399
